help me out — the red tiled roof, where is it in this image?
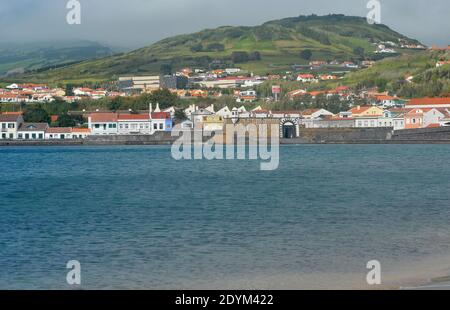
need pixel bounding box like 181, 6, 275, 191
151, 112, 171, 119
72, 128, 91, 133
407, 97, 450, 106
89, 113, 118, 122
118, 114, 150, 121
47, 127, 72, 134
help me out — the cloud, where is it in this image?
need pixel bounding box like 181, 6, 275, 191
0, 0, 448, 48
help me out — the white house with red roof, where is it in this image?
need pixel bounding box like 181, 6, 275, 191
297, 74, 318, 83
118, 114, 151, 135
88, 113, 119, 135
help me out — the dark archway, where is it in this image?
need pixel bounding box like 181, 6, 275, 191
282, 121, 297, 139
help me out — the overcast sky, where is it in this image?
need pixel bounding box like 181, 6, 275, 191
0, 0, 448, 49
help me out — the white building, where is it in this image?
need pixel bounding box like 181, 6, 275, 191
0, 113, 23, 140
88, 113, 119, 135
216, 106, 232, 119
45, 128, 73, 140
17, 123, 49, 140
118, 114, 151, 135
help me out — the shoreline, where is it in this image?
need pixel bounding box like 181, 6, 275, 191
2, 139, 450, 147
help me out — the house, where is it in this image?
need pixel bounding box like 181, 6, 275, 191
237, 90, 257, 102
45, 127, 73, 140
319, 74, 337, 81
286, 89, 307, 99
422, 108, 445, 128
0, 113, 23, 139
405, 109, 424, 129
216, 106, 232, 118
17, 123, 49, 140
88, 113, 119, 135
73, 88, 94, 97
306, 116, 355, 128
72, 128, 91, 139
202, 115, 224, 132
301, 109, 334, 119
348, 105, 384, 117
118, 114, 151, 135
297, 74, 318, 83
376, 95, 403, 108
151, 112, 172, 132
406, 97, 450, 109
191, 108, 215, 126
386, 109, 408, 130
436, 60, 450, 68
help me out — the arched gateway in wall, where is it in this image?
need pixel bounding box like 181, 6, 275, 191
280, 118, 300, 139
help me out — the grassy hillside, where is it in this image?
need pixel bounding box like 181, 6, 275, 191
0, 41, 115, 77
334, 50, 449, 97
3, 14, 421, 84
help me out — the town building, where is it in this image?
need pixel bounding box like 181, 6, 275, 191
45, 128, 73, 140
88, 113, 119, 135
17, 123, 49, 140
0, 113, 23, 139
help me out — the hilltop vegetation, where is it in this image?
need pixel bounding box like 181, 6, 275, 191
336, 50, 450, 97
0, 41, 117, 77
3, 14, 421, 84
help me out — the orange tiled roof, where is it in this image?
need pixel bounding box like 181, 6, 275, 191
89, 113, 118, 122
407, 97, 450, 106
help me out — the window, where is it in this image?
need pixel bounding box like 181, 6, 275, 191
9, 133, 13, 139
159, 123, 164, 130
8, 123, 15, 129
108, 123, 116, 129
95, 124, 100, 129
18, 134, 23, 139
1, 123, 5, 129
154, 123, 158, 130
38, 134, 43, 139
25, 134, 29, 139
32, 133, 36, 139
1, 133, 5, 139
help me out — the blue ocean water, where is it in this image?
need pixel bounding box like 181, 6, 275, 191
1, 145, 450, 289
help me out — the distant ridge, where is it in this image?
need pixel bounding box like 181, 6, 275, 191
4, 14, 422, 83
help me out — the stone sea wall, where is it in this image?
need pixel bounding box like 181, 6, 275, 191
3, 127, 450, 146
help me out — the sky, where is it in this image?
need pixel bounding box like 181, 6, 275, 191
0, 0, 448, 49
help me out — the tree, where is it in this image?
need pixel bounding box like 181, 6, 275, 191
56, 114, 77, 127
231, 51, 249, 63
174, 109, 187, 122
23, 105, 50, 123
249, 51, 261, 61
300, 49, 312, 60
148, 88, 178, 109
353, 47, 365, 59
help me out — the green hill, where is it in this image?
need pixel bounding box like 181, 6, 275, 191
0, 41, 117, 78
324, 50, 450, 97
4, 14, 422, 84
